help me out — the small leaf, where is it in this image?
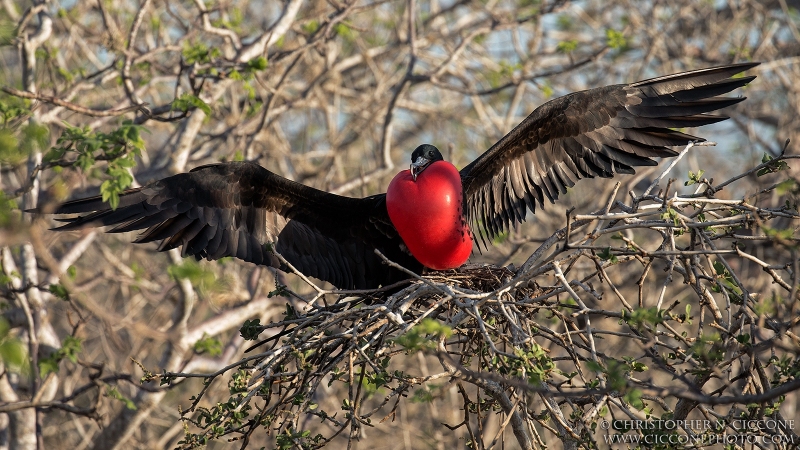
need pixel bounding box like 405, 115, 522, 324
598, 247, 619, 263
106, 386, 137, 410
172, 94, 212, 116
757, 153, 789, 177
239, 319, 262, 340
246, 56, 267, 71
301, 20, 320, 34
556, 40, 578, 53
605, 29, 627, 50
48, 283, 70, 300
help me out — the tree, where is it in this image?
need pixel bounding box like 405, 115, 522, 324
1, 0, 799, 448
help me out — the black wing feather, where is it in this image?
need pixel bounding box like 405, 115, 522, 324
46, 162, 419, 289
460, 62, 758, 243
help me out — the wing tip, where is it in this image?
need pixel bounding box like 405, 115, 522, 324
630, 61, 761, 88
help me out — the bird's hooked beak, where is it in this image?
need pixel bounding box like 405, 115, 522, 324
410, 156, 431, 181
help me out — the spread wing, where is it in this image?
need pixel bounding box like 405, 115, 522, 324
459, 62, 759, 245
47, 161, 420, 289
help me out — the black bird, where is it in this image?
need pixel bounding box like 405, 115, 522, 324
45, 63, 758, 289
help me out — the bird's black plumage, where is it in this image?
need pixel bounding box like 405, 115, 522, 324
459, 62, 758, 245
44, 63, 759, 289
51, 162, 421, 289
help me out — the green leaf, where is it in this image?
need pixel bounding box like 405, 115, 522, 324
106, 386, 137, 410
757, 153, 789, 177
301, 20, 320, 35
623, 388, 644, 410
38, 357, 60, 377
160, 371, 177, 386
60, 336, 82, 363
776, 179, 798, 195
556, 40, 578, 53
0, 15, 15, 46
19, 123, 48, 154
48, 283, 70, 300
605, 28, 627, 50
229, 369, 250, 394
182, 41, 220, 64
0, 128, 22, 164
246, 56, 268, 71
75, 151, 95, 172
762, 226, 794, 241
0, 318, 26, 371
194, 333, 223, 356
556, 14, 573, 31
598, 247, 619, 263
172, 94, 212, 116
269, 284, 291, 299
38, 335, 82, 376
410, 386, 436, 403
712, 260, 742, 297
0, 192, 18, 228
333, 23, 356, 42
684, 169, 705, 186
100, 167, 133, 210
620, 307, 664, 329
540, 83, 553, 98
239, 319, 262, 340
0, 94, 31, 124
276, 428, 321, 450
0, 339, 26, 370
50, 123, 146, 202
168, 260, 216, 288
393, 319, 452, 352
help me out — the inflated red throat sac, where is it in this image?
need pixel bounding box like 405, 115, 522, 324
386, 160, 473, 270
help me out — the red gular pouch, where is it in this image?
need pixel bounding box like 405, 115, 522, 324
386, 160, 473, 270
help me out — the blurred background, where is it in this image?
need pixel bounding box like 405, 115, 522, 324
0, 0, 798, 448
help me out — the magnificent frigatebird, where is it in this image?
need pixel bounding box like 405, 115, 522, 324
44, 63, 758, 289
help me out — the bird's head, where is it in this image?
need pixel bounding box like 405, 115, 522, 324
410, 144, 444, 181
